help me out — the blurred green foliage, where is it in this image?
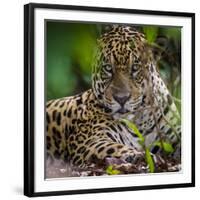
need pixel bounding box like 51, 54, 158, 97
46, 22, 99, 100
46, 22, 181, 113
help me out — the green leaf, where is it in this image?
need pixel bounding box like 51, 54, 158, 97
120, 119, 145, 143
106, 165, 120, 175
151, 141, 162, 149
145, 148, 155, 173
152, 141, 174, 154
163, 142, 174, 153
111, 169, 120, 175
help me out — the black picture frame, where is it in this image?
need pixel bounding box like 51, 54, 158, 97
24, 3, 195, 197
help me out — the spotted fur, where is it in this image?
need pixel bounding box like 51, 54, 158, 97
46, 26, 181, 169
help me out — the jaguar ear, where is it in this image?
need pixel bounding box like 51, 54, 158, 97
96, 25, 114, 38
96, 25, 114, 45
101, 25, 114, 34
151, 36, 168, 62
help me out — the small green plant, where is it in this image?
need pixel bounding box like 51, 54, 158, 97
106, 165, 120, 175
120, 119, 155, 173
120, 119, 174, 173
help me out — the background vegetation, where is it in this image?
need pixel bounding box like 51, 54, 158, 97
46, 22, 181, 112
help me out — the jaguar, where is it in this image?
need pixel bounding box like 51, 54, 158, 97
46, 25, 181, 172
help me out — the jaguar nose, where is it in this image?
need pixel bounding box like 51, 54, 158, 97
113, 94, 130, 105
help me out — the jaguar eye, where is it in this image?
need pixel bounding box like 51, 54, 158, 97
102, 64, 112, 72
101, 64, 113, 80
132, 64, 139, 73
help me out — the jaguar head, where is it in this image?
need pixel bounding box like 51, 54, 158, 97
92, 26, 156, 116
